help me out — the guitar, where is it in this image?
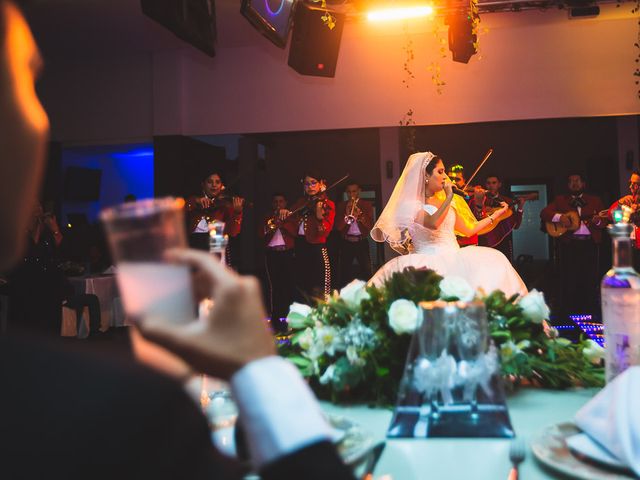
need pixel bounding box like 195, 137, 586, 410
478, 192, 538, 247
544, 211, 581, 238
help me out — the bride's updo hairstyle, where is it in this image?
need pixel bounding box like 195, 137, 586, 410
425, 155, 442, 175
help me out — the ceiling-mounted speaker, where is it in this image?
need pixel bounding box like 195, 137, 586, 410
445, 13, 477, 64
287, 2, 345, 78
141, 0, 216, 57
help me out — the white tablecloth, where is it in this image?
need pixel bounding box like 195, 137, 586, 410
61, 275, 126, 337
322, 388, 597, 480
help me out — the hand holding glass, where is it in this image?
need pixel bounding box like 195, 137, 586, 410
101, 198, 196, 325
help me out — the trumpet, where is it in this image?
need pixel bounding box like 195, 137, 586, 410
344, 197, 359, 225
266, 216, 279, 232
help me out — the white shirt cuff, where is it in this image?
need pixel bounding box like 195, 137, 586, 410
230, 356, 333, 469
552, 213, 562, 223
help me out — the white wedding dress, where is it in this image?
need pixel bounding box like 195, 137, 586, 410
369, 204, 528, 298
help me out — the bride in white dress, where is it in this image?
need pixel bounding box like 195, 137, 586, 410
369, 151, 527, 298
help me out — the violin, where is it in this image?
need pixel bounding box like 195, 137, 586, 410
265, 174, 349, 233
266, 192, 329, 233
199, 191, 253, 212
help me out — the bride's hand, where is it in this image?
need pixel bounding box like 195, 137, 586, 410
443, 179, 454, 198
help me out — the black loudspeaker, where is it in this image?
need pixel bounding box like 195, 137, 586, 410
445, 14, 477, 64
141, 0, 216, 57
288, 3, 345, 78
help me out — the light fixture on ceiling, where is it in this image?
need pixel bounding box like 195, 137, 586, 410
366, 5, 434, 22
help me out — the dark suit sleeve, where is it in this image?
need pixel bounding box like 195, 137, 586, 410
540, 196, 561, 223
358, 200, 374, 232
260, 441, 356, 480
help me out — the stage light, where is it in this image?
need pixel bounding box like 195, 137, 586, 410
445, 12, 477, 64
366, 5, 434, 22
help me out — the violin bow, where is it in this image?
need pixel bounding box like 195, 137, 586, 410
460, 148, 493, 191
322, 173, 351, 194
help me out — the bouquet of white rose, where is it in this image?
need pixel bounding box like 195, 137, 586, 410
279, 267, 604, 405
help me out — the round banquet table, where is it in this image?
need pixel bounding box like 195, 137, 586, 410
321, 387, 598, 480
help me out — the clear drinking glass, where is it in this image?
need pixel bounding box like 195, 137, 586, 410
416, 300, 456, 417
100, 197, 196, 325
454, 301, 489, 418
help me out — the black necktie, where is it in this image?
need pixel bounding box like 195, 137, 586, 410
570, 195, 586, 209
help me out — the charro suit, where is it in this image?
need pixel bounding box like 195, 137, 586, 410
259, 213, 296, 332
285, 194, 335, 302
334, 198, 374, 287
540, 193, 605, 317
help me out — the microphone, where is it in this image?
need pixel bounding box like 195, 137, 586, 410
452, 185, 468, 198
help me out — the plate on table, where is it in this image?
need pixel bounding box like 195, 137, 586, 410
531, 422, 637, 480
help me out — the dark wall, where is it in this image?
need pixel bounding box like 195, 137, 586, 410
41, 142, 63, 214
154, 135, 227, 198
406, 117, 620, 205
253, 128, 381, 218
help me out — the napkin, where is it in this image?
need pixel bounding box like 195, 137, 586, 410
103, 265, 117, 274
573, 366, 640, 475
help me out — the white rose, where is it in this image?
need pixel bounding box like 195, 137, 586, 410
287, 302, 313, 328
518, 289, 551, 324
439, 276, 475, 302
583, 339, 605, 365
388, 299, 420, 335
339, 279, 370, 308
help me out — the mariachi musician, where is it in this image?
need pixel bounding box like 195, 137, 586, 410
279, 171, 335, 303
608, 170, 640, 270
475, 174, 525, 263
259, 193, 296, 334
334, 181, 374, 288
540, 172, 605, 318
185, 170, 244, 264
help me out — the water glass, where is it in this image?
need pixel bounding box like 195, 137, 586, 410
100, 197, 195, 325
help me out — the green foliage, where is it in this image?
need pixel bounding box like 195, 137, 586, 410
279, 267, 604, 405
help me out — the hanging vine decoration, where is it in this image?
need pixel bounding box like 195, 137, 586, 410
401, 22, 416, 88
470, 0, 481, 56
400, 109, 417, 154
312, 0, 336, 29
399, 22, 417, 153
428, 18, 448, 95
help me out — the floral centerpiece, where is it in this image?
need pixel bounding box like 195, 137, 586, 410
278, 267, 605, 405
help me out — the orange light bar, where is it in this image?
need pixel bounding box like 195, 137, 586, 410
367, 5, 434, 22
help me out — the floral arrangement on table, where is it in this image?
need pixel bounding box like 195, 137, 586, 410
278, 267, 605, 406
